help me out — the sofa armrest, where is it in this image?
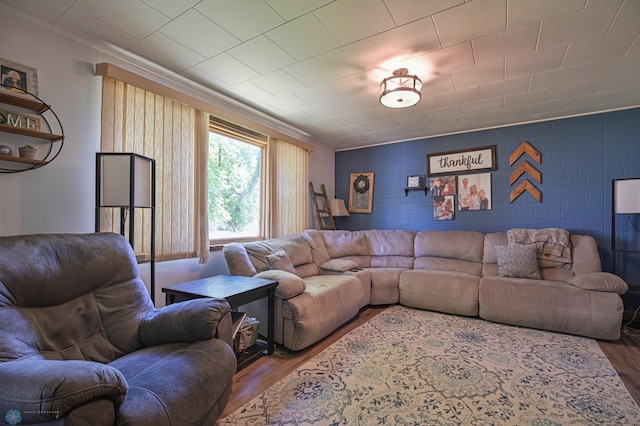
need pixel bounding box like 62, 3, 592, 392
0, 360, 126, 423
140, 298, 232, 346
254, 270, 306, 299
566, 272, 628, 294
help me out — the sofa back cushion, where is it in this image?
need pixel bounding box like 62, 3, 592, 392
570, 234, 602, 274
364, 230, 415, 268
414, 230, 484, 276
243, 234, 318, 278
317, 230, 371, 268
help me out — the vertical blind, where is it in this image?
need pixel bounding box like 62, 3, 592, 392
100, 77, 201, 261
270, 138, 309, 237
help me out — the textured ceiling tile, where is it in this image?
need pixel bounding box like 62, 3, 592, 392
266, 13, 340, 60
563, 31, 639, 68
481, 76, 530, 99
192, 54, 259, 86
584, 53, 640, 80
473, 22, 539, 64
159, 10, 240, 58
537, 2, 622, 50
265, 0, 333, 20
141, 0, 199, 18
506, 0, 587, 29
549, 79, 604, 100
284, 56, 347, 86
529, 65, 588, 91
54, 6, 139, 49
250, 70, 309, 96
384, 0, 463, 25
436, 87, 482, 108
433, 0, 506, 48
195, 0, 284, 41
129, 32, 204, 72
314, 0, 396, 44
506, 46, 567, 79
72, 0, 169, 39
451, 60, 505, 90
227, 36, 297, 74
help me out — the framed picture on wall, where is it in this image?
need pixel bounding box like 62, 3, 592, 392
0, 58, 38, 99
349, 172, 374, 213
433, 195, 455, 220
458, 173, 491, 211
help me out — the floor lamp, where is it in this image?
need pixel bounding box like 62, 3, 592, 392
611, 177, 640, 275
95, 153, 156, 303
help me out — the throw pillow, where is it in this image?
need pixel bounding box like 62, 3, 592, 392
265, 251, 297, 275
495, 244, 541, 280
320, 259, 358, 272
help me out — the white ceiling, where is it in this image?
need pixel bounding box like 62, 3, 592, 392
3, 0, 640, 150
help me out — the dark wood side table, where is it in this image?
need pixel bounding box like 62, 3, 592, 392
162, 275, 277, 368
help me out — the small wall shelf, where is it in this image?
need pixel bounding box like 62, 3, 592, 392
0, 88, 64, 173
404, 187, 428, 196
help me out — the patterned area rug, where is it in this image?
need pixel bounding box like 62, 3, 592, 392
218, 305, 640, 425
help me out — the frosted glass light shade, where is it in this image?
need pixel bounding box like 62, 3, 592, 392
380, 68, 422, 108
329, 198, 350, 217
98, 153, 153, 208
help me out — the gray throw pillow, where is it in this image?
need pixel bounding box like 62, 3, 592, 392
265, 251, 297, 275
495, 244, 541, 280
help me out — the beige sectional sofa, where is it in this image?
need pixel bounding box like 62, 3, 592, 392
223, 229, 628, 351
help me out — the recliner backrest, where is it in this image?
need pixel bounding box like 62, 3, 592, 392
0, 233, 153, 363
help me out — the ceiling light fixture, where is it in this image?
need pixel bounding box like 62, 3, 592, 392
379, 68, 422, 108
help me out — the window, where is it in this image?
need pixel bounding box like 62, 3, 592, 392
98, 65, 312, 260
208, 118, 267, 243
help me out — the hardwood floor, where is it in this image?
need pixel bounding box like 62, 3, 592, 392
221, 306, 640, 418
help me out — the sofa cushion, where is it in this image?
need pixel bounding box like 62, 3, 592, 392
320, 259, 358, 272
319, 230, 370, 267
223, 242, 257, 277
415, 230, 485, 262
399, 270, 479, 316
479, 276, 623, 340
244, 235, 317, 277
567, 272, 628, 294
364, 230, 415, 256
266, 251, 298, 275
281, 275, 363, 351
254, 270, 306, 299
570, 235, 602, 274
495, 244, 541, 280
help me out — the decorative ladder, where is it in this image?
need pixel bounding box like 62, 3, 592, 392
309, 182, 336, 230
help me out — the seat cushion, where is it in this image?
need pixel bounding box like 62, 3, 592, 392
110, 339, 236, 425
281, 275, 363, 351
399, 270, 480, 316
479, 276, 623, 340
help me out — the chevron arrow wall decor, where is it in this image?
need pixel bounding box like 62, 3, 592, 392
509, 141, 542, 203
509, 141, 541, 166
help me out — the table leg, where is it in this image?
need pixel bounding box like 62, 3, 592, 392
267, 286, 275, 355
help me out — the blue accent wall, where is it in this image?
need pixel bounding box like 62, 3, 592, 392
335, 108, 640, 307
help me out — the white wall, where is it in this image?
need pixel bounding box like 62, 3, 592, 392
0, 14, 335, 306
